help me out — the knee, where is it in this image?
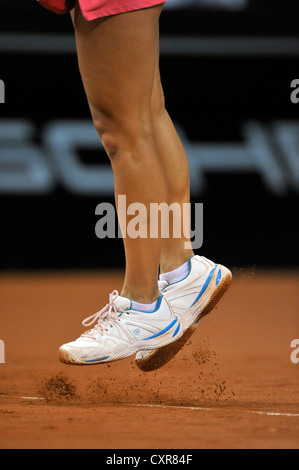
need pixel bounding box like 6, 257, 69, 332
90, 104, 153, 160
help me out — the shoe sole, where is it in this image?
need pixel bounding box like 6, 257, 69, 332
59, 341, 143, 365
59, 348, 125, 366
135, 265, 232, 372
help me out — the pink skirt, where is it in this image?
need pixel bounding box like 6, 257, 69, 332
78, 0, 166, 20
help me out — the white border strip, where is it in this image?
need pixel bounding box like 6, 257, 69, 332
249, 411, 299, 417
15, 398, 299, 417
21, 396, 45, 400
1, 33, 299, 56
130, 403, 299, 417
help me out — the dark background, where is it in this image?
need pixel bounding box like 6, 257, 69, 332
0, 0, 298, 271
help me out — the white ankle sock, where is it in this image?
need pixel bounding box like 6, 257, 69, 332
160, 260, 190, 284
131, 299, 158, 312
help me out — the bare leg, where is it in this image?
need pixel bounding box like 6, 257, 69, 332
150, 38, 194, 273
72, 3, 167, 303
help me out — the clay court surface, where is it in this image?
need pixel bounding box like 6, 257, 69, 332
0, 269, 298, 449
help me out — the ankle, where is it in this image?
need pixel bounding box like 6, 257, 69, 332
160, 250, 194, 274
120, 288, 160, 304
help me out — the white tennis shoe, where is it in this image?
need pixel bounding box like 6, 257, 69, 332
135, 255, 232, 371
59, 290, 179, 365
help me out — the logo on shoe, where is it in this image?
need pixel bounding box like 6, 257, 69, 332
133, 328, 141, 336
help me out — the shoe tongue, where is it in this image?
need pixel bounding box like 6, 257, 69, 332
113, 295, 131, 311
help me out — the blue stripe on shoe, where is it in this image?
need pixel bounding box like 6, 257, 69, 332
142, 317, 178, 341
189, 264, 218, 308
172, 322, 180, 337
85, 356, 110, 363
216, 268, 222, 286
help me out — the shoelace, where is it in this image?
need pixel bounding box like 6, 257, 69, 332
81, 290, 122, 339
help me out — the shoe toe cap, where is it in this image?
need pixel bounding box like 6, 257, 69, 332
59, 339, 104, 362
